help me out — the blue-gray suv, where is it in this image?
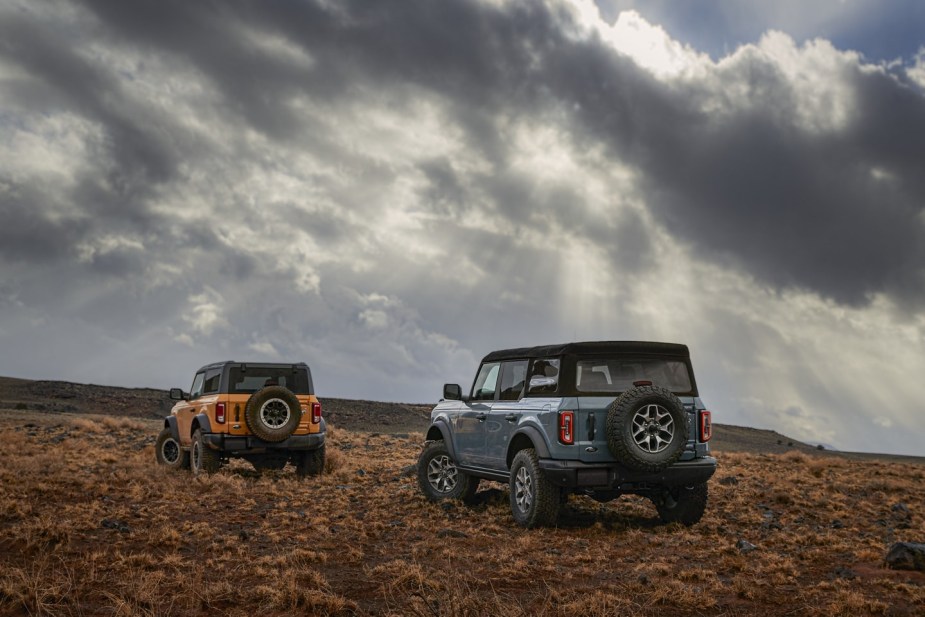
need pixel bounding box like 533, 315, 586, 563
417, 341, 717, 527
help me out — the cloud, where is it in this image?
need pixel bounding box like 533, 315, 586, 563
0, 0, 923, 454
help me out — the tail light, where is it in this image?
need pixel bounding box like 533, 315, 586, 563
215, 402, 226, 424
558, 410, 574, 445
311, 402, 322, 424
699, 410, 712, 442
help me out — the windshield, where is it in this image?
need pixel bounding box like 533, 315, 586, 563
575, 358, 693, 394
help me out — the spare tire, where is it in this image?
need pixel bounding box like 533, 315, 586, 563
605, 384, 689, 472
244, 386, 302, 442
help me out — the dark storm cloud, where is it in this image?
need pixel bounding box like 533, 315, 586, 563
4, 0, 924, 306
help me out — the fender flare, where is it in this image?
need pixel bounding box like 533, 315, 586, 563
507, 425, 552, 467
424, 419, 459, 462
164, 416, 181, 442
192, 413, 213, 436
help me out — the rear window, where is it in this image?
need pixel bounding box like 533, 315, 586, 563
575, 358, 693, 394
228, 366, 312, 395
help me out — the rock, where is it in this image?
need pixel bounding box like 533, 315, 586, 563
736, 539, 757, 554
719, 476, 739, 486
101, 518, 130, 533
399, 464, 416, 478
436, 528, 468, 538
832, 566, 858, 580
356, 469, 366, 476
892, 503, 910, 516
831, 519, 845, 529
885, 542, 925, 571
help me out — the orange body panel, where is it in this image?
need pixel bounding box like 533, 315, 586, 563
171, 393, 321, 446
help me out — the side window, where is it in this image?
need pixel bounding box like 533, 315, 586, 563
471, 362, 500, 401
528, 358, 560, 394
498, 360, 528, 401
189, 372, 206, 400
202, 369, 222, 395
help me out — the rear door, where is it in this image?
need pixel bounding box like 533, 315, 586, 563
574, 356, 696, 463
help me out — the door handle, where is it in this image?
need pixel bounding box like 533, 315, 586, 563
588, 412, 596, 440
505, 414, 517, 422
476, 414, 487, 422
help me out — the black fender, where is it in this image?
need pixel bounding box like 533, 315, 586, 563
164, 416, 181, 442
506, 425, 552, 468
318, 417, 327, 435
192, 413, 212, 436
424, 420, 459, 462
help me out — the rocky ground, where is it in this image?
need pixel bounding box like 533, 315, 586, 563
0, 407, 924, 616
1, 376, 924, 615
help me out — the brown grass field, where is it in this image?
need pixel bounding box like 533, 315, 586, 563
1, 409, 923, 616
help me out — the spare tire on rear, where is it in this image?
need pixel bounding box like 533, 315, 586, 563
605, 384, 689, 472
244, 386, 302, 442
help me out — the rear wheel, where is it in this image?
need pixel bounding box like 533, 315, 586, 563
296, 444, 325, 478
509, 449, 560, 528
155, 427, 189, 471
653, 483, 708, 526
417, 441, 478, 502
191, 429, 221, 475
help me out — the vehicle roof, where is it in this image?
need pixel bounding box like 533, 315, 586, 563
482, 341, 690, 363
194, 361, 309, 373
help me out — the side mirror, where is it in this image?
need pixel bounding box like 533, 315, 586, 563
528, 376, 556, 393
443, 383, 462, 400
169, 388, 188, 401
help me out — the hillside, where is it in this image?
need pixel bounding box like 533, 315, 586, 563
0, 376, 827, 455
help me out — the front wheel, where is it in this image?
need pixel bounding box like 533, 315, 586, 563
191, 429, 222, 476
417, 441, 478, 502
653, 482, 708, 526
509, 449, 560, 528
155, 427, 189, 471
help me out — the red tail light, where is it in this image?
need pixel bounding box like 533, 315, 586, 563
311, 402, 322, 424
215, 402, 226, 424
699, 410, 712, 442
558, 410, 574, 445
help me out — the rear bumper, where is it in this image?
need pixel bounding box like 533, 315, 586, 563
539, 456, 717, 489
202, 432, 325, 452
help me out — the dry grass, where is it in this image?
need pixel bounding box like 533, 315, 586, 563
0, 410, 923, 616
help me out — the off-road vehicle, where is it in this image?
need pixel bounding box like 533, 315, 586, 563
417, 341, 716, 527
155, 361, 326, 477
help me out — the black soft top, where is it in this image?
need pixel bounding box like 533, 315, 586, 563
482, 341, 690, 362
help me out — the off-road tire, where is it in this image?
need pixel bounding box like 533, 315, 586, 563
653, 482, 708, 526
191, 429, 221, 475
155, 427, 189, 471
605, 384, 689, 472
417, 441, 478, 502
296, 444, 325, 478
509, 448, 560, 528
244, 386, 302, 443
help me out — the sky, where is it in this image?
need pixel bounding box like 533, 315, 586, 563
0, 0, 923, 455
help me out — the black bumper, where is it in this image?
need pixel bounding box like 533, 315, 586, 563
202, 432, 325, 452
539, 456, 717, 489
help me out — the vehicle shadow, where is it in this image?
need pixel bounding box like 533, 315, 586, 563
467, 487, 664, 531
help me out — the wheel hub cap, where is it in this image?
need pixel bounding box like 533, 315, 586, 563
260, 398, 291, 429
427, 455, 458, 493
514, 467, 534, 512
631, 404, 675, 453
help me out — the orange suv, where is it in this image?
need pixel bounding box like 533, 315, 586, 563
155, 361, 325, 477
